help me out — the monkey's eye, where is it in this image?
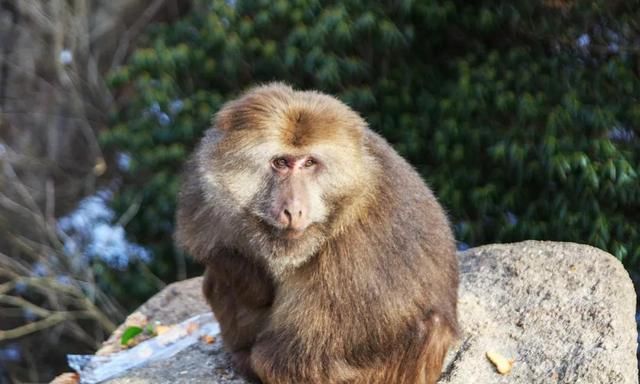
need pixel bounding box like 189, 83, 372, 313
304, 158, 316, 168
272, 158, 288, 169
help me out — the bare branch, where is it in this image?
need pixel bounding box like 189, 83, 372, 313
0, 294, 52, 317
0, 310, 96, 341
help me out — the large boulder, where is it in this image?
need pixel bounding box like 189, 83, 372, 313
101, 241, 638, 383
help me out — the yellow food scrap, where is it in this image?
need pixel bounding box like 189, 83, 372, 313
156, 325, 171, 335
486, 351, 514, 375
202, 335, 216, 344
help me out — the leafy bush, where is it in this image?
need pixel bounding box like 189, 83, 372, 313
103, 0, 640, 300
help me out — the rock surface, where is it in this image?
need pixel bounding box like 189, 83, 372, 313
103, 241, 638, 384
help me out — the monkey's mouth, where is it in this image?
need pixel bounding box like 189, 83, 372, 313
252, 214, 308, 241
281, 228, 305, 239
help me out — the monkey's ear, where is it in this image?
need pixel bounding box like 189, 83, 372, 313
211, 101, 237, 132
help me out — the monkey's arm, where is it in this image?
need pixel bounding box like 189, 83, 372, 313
202, 250, 274, 378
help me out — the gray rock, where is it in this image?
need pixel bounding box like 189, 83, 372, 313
104, 241, 638, 384
442, 241, 637, 383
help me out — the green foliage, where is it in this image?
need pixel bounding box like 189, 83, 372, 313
103, 0, 640, 298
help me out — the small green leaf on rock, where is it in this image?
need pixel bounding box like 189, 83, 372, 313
121, 326, 143, 345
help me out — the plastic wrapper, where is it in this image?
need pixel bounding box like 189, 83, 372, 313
67, 312, 220, 384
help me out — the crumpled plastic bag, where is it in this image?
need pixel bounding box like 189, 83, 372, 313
68, 312, 220, 384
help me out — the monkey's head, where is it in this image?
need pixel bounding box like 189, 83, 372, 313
194, 83, 377, 272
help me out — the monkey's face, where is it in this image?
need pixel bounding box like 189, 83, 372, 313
262, 154, 323, 239
197, 84, 376, 267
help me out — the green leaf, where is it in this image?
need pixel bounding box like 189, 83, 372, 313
121, 326, 144, 345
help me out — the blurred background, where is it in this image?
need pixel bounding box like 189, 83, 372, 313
0, 0, 638, 382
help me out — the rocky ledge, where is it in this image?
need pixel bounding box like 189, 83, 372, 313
94, 241, 637, 383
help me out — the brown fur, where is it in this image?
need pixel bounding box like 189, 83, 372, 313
175, 83, 459, 384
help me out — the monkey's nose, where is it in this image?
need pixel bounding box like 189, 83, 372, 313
278, 207, 307, 231
283, 208, 292, 221
281, 208, 300, 223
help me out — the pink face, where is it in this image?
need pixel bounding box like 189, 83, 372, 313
269, 155, 319, 239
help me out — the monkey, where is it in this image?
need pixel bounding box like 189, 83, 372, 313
175, 83, 459, 384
